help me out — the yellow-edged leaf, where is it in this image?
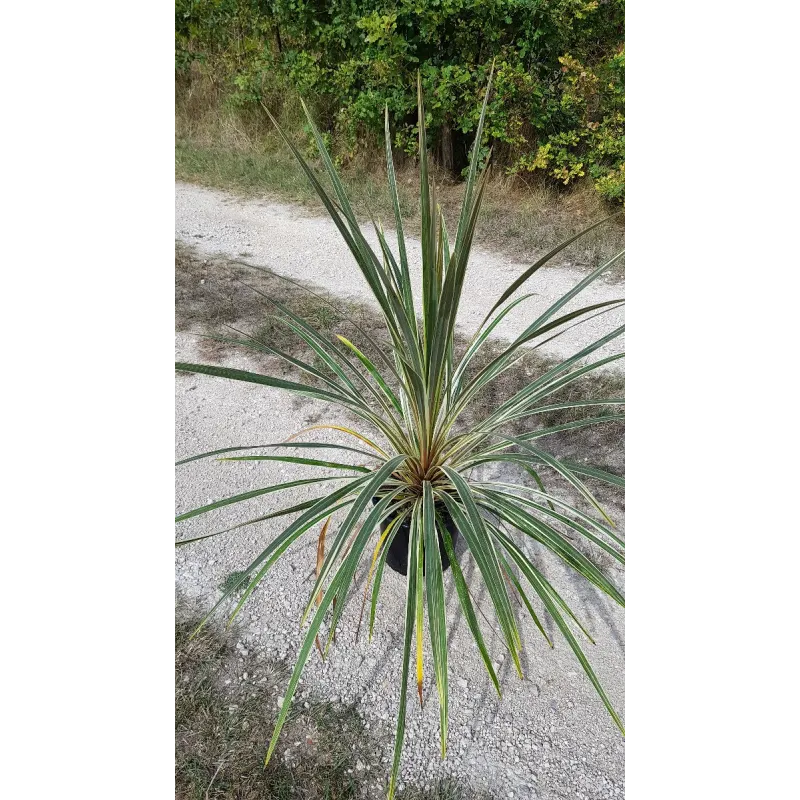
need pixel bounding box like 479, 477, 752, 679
314, 516, 331, 658
356, 516, 399, 641
285, 424, 389, 459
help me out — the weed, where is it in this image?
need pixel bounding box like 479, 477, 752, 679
218, 571, 251, 595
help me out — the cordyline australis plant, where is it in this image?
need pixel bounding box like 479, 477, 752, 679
176, 71, 624, 797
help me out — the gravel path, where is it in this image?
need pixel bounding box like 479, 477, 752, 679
175, 331, 625, 800
175, 182, 624, 365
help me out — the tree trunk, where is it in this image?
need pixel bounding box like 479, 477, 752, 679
440, 120, 454, 174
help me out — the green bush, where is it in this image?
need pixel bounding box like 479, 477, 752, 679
175, 0, 624, 200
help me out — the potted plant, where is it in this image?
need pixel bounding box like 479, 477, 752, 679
176, 72, 624, 797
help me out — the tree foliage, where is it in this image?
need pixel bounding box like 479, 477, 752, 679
176, 0, 624, 199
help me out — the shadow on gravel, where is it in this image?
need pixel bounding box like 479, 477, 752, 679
563, 569, 626, 654
175, 243, 625, 462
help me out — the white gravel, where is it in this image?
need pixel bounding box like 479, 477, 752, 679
175, 330, 625, 799
175, 182, 624, 366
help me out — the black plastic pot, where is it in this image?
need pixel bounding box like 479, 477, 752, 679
373, 498, 460, 576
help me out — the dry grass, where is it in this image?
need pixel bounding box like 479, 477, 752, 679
175, 596, 376, 800
176, 595, 501, 800
176, 244, 389, 369
176, 82, 624, 279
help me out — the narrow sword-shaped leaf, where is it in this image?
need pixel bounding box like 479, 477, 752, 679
314, 517, 331, 658
475, 480, 624, 548
229, 500, 400, 630
468, 415, 625, 462
262, 101, 396, 331
561, 462, 625, 488
206, 324, 357, 397
439, 467, 523, 675
264, 501, 384, 772
384, 106, 414, 320
476, 493, 624, 604
218, 454, 371, 473
188, 476, 370, 637
477, 487, 624, 564
504, 398, 625, 425
511, 251, 625, 347
175, 476, 347, 522
454, 60, 494, 254
298, 99, 429, 372
501, 438, 616, 527
387, 499, 420, 799
284, 424, 389, 458
322, 494, 412, 650
414, 503, 425, 708
337, 334, 403, 413
175, 362, 358, 408
239, 277, 398, 400
504, 352, 625, 418
356, 514, 401, 642
423, 482, 449, 755
488, 521, 596, 643
496, 549, 552, 647
485, 215, 622, 321
443, 312, 623, 445
452, 292, 536, 393
369, 509, 408, 641
233, 258, 402, 379
460, 353, 625, 453
301, 456, 409, 625
176, 441, 378, 466
434, 504, 501, 695
175, 498, 353, 548
523, 466, 556, 512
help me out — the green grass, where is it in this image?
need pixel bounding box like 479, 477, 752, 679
218, 571, 252, 594
177, 140, 320, 201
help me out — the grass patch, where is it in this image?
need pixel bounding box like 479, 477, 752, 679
175, 243, 389, 368
176, 596, 493, 800
176, 97, 624, 278
176, 597, 375, 800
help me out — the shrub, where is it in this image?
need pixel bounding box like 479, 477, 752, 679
175, 0, 625, 199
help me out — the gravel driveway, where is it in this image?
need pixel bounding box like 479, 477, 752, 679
175, 184, 625, 799
175, 326, 625, 800
175, 182, 624, 366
